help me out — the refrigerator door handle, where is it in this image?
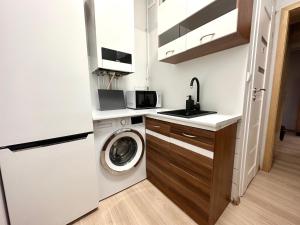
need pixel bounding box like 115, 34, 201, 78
5, 132, 93, 152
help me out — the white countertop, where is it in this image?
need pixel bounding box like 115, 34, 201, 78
92, 109, 241, 131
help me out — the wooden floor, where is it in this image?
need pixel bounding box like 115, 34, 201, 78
72, 133, 300, 225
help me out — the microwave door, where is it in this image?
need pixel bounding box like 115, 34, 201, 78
136, 91, 145, 109
144, 92, 157, 108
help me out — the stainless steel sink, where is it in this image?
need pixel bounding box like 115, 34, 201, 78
158, 109, 217, 118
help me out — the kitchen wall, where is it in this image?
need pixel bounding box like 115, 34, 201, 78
282, 51, 300, 131
89, 0, 148, 110
118, 0, 148, 91
147, 3, 249, 115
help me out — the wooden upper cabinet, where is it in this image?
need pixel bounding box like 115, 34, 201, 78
158, 0, 253, 64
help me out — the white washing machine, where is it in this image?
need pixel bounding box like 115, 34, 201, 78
93, 116, 146, 201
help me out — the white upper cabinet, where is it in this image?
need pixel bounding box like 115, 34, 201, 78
158, 0, 187, 35
186, 0, 216, 18
85, 0, 134, 74
186, 9, 238, 50
158, 35, 186, 61
158, 0, 253, 64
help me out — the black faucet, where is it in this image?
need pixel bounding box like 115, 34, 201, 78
190, 77, 200, 111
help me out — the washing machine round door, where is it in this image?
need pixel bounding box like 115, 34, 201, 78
101, 129, 145, 173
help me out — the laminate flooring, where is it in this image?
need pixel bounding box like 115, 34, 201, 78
72, 133, 300, 225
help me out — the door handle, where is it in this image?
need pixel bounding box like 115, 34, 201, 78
200, 33, 215, 42
165, 50, 175, 55
254, 88, 266, 93
252, 88, 266, 101
182, 133, 196, 138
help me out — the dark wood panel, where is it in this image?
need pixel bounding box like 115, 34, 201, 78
147, 138, 212, 199
147, 148, 210, 207
237, 0, 253, 40
145, 117, 170, 136
209, 123, 237, 225
147, 134, 213, 186
146, 119, 238, 225
170, 123, 215, 151
147, 160, 210, 225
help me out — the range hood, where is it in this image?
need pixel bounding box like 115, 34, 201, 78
84, 0, 135, 75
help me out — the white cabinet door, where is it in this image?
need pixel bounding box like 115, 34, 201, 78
158, 0, 187, 35
186, 0, 216, 18
186, 9, 238, 50
0, 134, 98, 225
95, 0, 134, 54
158, 36, 186, 61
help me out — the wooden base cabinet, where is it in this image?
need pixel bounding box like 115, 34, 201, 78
145, 118, 237, 225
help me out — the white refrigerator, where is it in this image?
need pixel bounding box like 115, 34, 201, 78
0, 0, 98, 225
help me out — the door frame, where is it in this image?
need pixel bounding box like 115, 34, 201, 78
262, 2, 300, 172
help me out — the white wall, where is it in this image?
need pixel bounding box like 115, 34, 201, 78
282, 51, 300, 130
89, 0, 148, 110
118, 0, 148, 91
147, 3, 249, 115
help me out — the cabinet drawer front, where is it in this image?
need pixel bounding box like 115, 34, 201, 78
147, 134, 213, 188
146, 117, 170, 136
147, 156, 210, 225
187, 9, 238, 50
170, 123, 215, 151
158, 36, 186, 61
